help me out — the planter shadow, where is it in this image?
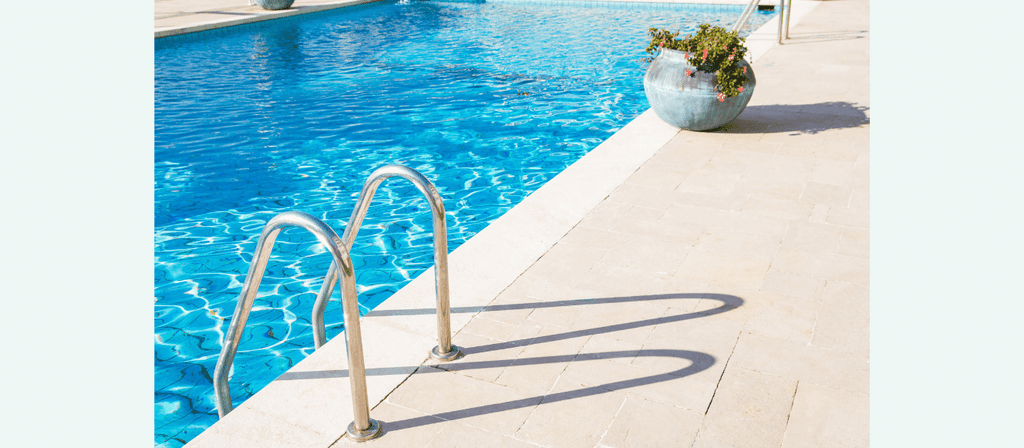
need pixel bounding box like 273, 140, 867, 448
704, 101, 869, 135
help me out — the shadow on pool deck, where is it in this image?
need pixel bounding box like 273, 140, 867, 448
276, 292, 743, 380
276, 292, 743, 434
713, 101, 870, 134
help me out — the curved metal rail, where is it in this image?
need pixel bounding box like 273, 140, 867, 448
311, 164, 461, 362
212, 211, 381, 442
732, 0, 762, 33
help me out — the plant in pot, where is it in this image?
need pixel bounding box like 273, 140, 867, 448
643, 24, 756, 131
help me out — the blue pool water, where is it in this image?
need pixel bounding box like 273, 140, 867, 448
154, 1, 775, 446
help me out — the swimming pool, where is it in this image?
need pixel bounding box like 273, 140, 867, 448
154, 1, 776, 446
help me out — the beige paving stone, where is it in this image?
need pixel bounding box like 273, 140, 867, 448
644, 147, 711, 175
800, 181, 852, 207
610, 206, 706, 244
760, 270, 826, 301
733, 176, 807, 202
692, 367, 798, 448
730, 333, 868, 395
634, 313, 743, 387
578, 201, 632, 231
826, 205, 869, 228
385, 366, 543, 437
691, 285, 783, 325
808, 203, 830, 223
623, 165, 687, 190
494, 324, 591, 394
743, 295, 821, 345
330, 402, 441, 448
781, 221, 844, 254
559, 226, 637, 250
837, 225, 868, 259
674, 191, 751, 211
661, 202, 738, 229
593, 236, 693, 275
424, 422, 539, 448
562, 353, 719, 414
721, 138, 781, 155
692, 227, 782, 261
657, 136, 721, 157
187, 407, 339, 448
479, 286, 542, 326
702, 156, 752, 175
524, 242, 605, 286
811, 281, 869, 356
514, 373, 627, 448
781, 383, 869, 448
577, 333, 643, 365
676, 170, 742, 196
849, 188, 869, 210
741, 196, 815, 221
710, 148, 773, 168
599, 396, 703, 448
605, 183, 681, 210
809, 159, 856, 186
458, 315, 519, 342
675, 250, 773, 291
441, 332, 528, 383
731, 212, 792, 239
770, 248, 869, 286
777, 140, 860, 162
670, 133, 728, 151
572, 263, 709, 310
524, 302, 589, 329
743, 156, 816, 183
569, 297, 668, 345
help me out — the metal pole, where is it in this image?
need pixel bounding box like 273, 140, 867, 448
784, 0, 793, 39
777, 0, 785, 44
733, 0, 761, 33
311, 165, 460, 362
212, 211, 381, 442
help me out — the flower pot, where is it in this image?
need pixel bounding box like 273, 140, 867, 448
255, 0, 294, 10
643, 48, 756, 131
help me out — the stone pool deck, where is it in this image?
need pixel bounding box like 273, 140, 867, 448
163, 1, 870, 447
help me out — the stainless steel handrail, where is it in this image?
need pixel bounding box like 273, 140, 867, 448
212, 211, 382, 442
311, 164, 461, 362
784, 0, 792, 40
732, 0, 762, 33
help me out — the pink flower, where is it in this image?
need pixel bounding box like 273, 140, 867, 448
702, 48, 708, 60
738, 87, 744, 93
685, 70, 692, 76
728, 54, 735, 60
683, 52, 689, 58
742, 66, 747, 74
717, 93, 726, 102
659, 43, 664, 48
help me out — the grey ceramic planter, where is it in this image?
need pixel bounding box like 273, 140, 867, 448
255, 0, 295, 10
643, 48, 756, 131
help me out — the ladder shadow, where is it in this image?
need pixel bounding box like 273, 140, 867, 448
279, 293, 743, 431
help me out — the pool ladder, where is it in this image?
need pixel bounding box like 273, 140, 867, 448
212, 165, 461, 442
734, 0, 792, 43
